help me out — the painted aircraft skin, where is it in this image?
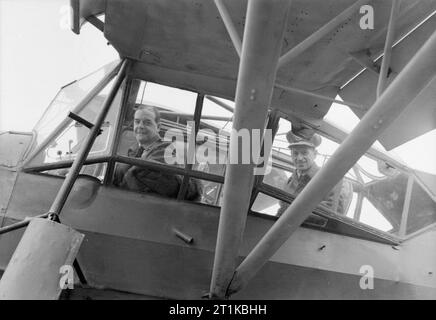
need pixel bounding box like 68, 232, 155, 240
1, 0, 436, 299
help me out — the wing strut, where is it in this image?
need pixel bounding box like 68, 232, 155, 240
206, 95, 234, 113
214, 0, 242, 57
0, 60, 128, 299
376, 0, 400, 97
274, 83, 365, 112
226, 29, 436, 295
209, 0, 291, 299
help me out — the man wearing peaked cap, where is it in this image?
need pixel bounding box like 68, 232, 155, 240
277, 129, 352, 216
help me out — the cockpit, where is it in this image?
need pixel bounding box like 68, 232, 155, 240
21, 60, 436, 244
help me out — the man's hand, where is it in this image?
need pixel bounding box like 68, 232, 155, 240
123, 166, 180, 197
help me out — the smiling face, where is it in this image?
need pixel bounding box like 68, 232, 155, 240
133, 108, 160, 146
290, 145, 316, 172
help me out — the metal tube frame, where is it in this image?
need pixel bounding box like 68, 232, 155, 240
228, 29, 436, 295
47, 59, 129, 218
0, 213, 50, 236
214, 0, 242, 57
105, 73, 139, 186
250, 110, 281, 207
23, 61, 121, 168
160, 111, 232, 122
86, 15, 104, 33
205, 95, 234, 113
348, 51, 380, 75
274, 83, 366, 111
22, 156, 111, 174
256, 182, 400, 244
376, 0, 400, 97
399, 174, 414, 237
300, 117, 410, 172
177, 93, 205, 200
114, 155, 225, 184
209, 0, 292, 299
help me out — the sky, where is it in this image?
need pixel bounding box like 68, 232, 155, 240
0, 0, 118, 131
0, 0, 435, 174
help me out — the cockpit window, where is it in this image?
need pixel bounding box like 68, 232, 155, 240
251, 117, 415, 237
252, 193, 282, 216
25, 78, 122, 167
113, 80, 203, 201
24, 66, 436, 240
406, 179, 436, 235
30, 60, 121, 153
190, 96, 233, 178
136, 81, 198, 114
260, 118, 355, 217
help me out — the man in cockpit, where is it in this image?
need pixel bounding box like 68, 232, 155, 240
113, 105, 200, 200
277, 130, 352, 216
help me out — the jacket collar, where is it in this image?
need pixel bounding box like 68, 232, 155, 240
296, 163, 319, 179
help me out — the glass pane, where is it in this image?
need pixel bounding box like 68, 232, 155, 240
32, 60, 120, 150
117, 80, 199, 170
136, 82, 197, 114
191, 178, 222, 206
359, 198, 394, 232
251, 192, 328, 229
356, 156, 387, 183
191, 124, 229, 176
270, 118, 355, 216
406, 180, 436, 234
359, 172, 409, 234
268, 117, 408, 235
272, 118, 292, 158
27, 78, 123, 166
345, 192, 359, 219
201, 96, 234, 131
263, 166, 292, 189
126, 92, 231, 178
252, 193, 282, 216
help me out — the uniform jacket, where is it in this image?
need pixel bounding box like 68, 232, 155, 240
278, 164, 350, 216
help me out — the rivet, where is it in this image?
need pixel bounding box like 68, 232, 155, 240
250, 89, 257, 100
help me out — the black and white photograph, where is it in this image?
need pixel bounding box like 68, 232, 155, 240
0, 0, 435, 306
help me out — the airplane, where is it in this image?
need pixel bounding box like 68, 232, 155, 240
0, 0, 436, 299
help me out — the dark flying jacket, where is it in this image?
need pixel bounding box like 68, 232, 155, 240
114, 138, 201, 200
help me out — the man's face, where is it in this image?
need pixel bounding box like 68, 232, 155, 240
290, 146, 316, 171
133, 109, 159, 145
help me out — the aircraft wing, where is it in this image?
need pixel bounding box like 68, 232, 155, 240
71, 0, 436, 148
340, 10, 436, 150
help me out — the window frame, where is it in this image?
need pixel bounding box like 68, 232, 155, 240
248, 114, 412, 244
21, 75, 434, 244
